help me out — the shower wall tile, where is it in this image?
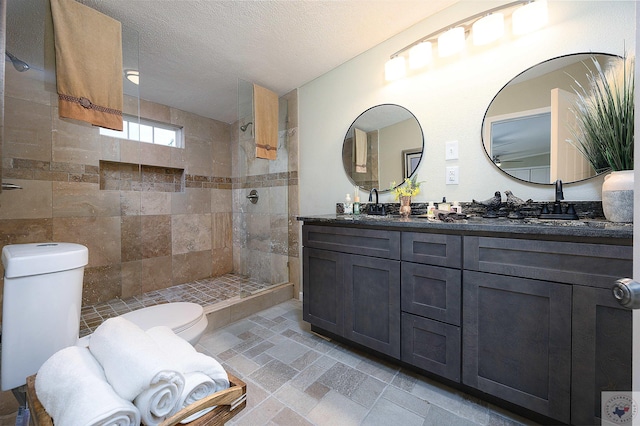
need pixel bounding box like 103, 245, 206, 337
5, 69, 53, 106
140, 99, 171, 123
0, 179, 52, 219
270, 214, 289, 256
172, 250, 213, 284
4, 97, 52, 161
53, 216, 121, 268
52, 182, 120, 217
83, 264, 122, 305
100, 135, 121, 162
140, 143, 171, 168
141, 192, 171, 215
141, 256, 173, 293
120, 216, 142, 262
172, 188, 211, 215
121, 191, 142, 216
186, 138, 214, 177
210, 189, 232, 214
270, 186, 288, 215
0, 218, 53, 248
141, 215, 172, 258
120, 261, 142, 299
120, 139, 141, 165
212, 212, 232, 249
172, 213, 212, 254
212, 246, 233, 276
52, 114, 101, 166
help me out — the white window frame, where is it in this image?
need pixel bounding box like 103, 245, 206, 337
100, 114, 184, 148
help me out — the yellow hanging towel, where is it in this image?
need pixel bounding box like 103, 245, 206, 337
253, 84, 278, 160
50, 0, 123, 131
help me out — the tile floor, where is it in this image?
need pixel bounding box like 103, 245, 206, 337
80, 274, 276, 337
195, 299, 536, 426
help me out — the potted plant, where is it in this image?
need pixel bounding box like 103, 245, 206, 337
571, 54, 634, 222
390, 175, 422, 217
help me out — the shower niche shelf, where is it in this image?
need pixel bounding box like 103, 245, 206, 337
99, 160, 185, 192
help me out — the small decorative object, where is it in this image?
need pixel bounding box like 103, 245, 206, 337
570, 55, 634, 222
390, 175, 423, 218
399, 196, 412, 217
472, 191, 502, 218
504, 190, 532, 219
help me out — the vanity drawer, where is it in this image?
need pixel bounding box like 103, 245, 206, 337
303, 225, 400, 259
401, 312, 460, 383
401, 262, 461, 326
401, 232, 462, 267
463, 236, 632, 289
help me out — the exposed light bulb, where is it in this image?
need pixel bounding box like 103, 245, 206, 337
472, 13, 505, 45
512, 0, 548, 35
385, 56, 406, 81
409, 42, 433, 69
438, 27, 465, 57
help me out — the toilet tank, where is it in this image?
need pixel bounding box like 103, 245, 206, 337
1, 243, 88, 391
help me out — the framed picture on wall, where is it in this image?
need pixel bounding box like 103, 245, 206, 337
403, 149, 421, 179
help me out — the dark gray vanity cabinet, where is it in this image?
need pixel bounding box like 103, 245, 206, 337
571, 285, 632, 425
400, 232, 462, 382
463, 235, 633, 425
463, 270, 572, 423
302, 225, 402, 358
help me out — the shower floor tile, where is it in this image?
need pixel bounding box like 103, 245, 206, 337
79, 273, 276, 337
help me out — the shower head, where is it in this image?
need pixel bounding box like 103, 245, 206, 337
240, 122, 253, 132
5, 51, 29, 72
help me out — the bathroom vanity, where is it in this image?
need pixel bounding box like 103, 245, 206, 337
299, 215, 633, 425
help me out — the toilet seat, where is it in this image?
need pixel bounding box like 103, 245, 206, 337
78, 302, 207, 347
120, 302, 204, 334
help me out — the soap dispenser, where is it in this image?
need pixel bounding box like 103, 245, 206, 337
344, 193, 353, 214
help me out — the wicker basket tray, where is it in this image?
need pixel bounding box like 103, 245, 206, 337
25, 372, 247, 426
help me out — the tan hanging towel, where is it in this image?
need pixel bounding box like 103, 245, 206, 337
354, 128, 367, 173
50, 0, 123, 131
253, 84, 278, 160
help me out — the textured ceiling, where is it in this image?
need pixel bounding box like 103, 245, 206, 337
9, 0, 461, 124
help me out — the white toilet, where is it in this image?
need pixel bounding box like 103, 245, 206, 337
78, 302, 208, 347
1, 243, 88, 391
1, 243, 208, 392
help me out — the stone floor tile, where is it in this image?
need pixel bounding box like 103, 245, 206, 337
249, 359, 299, 393
265, 339, 312, 364
350, 375, 386, 408
271, 407, 315, 426
306, 390, 369, 426
422, 404, 479, 426
317, 362, 368, 398
381, 385, 430, 417
273, 383, 320, 416
229, 396, 285, 426
362, 396, 425, 426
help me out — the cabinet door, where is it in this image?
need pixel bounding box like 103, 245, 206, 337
401, 262, 461, 325
303, 247, 344, 335
463, 271, 572, 424
344, 254, 401, 358
572, 285, 632, 425
401, 313, 461, 382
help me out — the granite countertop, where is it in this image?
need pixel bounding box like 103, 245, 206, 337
297, 214, 633, 240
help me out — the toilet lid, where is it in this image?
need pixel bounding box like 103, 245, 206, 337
120, 302, 204, 334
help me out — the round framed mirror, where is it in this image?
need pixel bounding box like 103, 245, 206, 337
342, 104, 424, 192
482, 52, 621, 184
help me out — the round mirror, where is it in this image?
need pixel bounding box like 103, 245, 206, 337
482, 52, 621, 184
342, 104, 424, 192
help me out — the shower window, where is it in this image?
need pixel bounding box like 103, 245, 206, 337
100, 114, 184, 147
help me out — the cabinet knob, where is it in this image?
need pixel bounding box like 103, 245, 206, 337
612, 278, 640, 309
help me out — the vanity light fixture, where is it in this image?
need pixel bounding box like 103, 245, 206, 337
384, 0, 548, 81
409, 41, 433, 69
124, 69, 139, 85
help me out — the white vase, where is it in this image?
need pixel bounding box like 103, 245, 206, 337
602, 170, 634, 222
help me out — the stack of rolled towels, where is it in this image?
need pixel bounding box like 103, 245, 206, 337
35, 316, 230, 426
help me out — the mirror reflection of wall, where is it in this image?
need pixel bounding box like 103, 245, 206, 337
342, 104, 423, 192
482, 53, 619, 185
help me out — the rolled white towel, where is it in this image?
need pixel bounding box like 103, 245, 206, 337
146, 326, 229, 392
35, 346, 140, 426
176, 372, 217, 424
89, 317, 185, 425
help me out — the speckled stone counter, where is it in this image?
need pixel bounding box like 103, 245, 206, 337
297, 214, 633, 241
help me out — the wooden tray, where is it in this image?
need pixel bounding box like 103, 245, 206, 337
26, 372, 247, 426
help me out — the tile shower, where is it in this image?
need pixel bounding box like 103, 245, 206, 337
0, 59, 300, 325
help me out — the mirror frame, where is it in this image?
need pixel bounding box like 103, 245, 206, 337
481, 52, 621, 185
342, 103, 424, 193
